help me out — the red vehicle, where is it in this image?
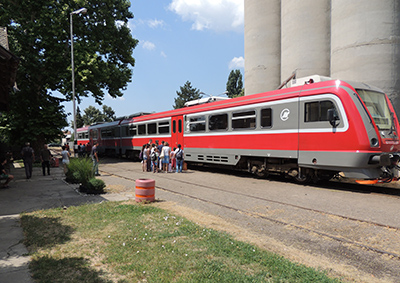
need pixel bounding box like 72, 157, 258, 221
76, 125, 90, 146
76, 76, 400, 183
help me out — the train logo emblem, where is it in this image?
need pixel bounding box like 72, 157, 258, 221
280, 108, 290, 121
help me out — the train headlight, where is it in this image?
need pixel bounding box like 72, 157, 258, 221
370, 138, 379, 147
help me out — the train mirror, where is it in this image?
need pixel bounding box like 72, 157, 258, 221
327, 108, 340, 127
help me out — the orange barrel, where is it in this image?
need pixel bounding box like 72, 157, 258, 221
135, 179, 155, 202
53, 157, 59, 167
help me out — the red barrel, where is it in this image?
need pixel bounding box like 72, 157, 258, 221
135, 179, 155, 202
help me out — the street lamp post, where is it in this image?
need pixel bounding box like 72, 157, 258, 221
70, 7, 87, 151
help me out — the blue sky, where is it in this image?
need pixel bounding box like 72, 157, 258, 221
64, 0, 244, 129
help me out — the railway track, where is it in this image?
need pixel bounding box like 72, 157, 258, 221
100, 162, 400, 262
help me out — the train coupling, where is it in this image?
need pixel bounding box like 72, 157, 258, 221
368, 154, 391, 166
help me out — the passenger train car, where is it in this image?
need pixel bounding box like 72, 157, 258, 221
76, 76, 400, 183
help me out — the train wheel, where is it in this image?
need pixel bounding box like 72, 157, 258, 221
294, 168, 312, 183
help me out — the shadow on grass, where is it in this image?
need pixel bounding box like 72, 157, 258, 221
20, 215, 74, 249
31, 256, 112, 283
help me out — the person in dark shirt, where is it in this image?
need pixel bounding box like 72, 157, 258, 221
40, 144, 52, 176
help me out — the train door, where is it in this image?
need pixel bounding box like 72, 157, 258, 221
171, 115, 184, 148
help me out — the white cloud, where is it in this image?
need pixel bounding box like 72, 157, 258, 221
148, 19, 165, 29
160, 51, 167, 58
142, 41, 156, 50
229, 56, 244, 69
169, 0, 243, 32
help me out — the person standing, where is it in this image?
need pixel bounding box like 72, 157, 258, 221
40, 144, 52, 176
162, 142, 170, 172
175, 144, 184, 173
61, 146, 70, 175
92, 142, 100, 176
21, 142, 34, 179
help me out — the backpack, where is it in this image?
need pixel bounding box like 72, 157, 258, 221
176, 149, 183, 160
139, 151, 143, 160
151, 151, 157, 161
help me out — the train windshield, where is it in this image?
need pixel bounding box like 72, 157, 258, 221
357, 89, 393, 130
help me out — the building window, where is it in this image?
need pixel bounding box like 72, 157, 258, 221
260, 108, 272, 128
209, 113, 228, 131
305, 101, 335, 122
232, 110, 256, 129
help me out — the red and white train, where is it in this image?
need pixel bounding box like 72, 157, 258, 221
76, 76, 400, 183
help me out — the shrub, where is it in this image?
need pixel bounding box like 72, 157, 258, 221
66, 158, 94, 186
87, 178, 106, 193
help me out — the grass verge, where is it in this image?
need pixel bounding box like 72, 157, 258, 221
21, 201, 342, 282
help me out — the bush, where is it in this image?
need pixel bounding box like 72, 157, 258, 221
66, 157, 94, 186
87, 178, 106, 193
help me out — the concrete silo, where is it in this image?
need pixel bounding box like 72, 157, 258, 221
331, 0, 400, 112
281, 0, 331, 80
244, 0, 281, 95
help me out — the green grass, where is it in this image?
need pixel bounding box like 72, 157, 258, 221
20, 201, 342, 283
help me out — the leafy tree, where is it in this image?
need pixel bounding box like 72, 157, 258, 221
226, 69, 244, 98
173, 81, 201, 109
0, 0, 138, 151
82, 105, 116, 125
75, 107, 84, 128
102, 105, 116, 122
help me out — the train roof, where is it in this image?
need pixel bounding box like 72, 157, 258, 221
76, 126, 90, 132
89, 119, 123, 129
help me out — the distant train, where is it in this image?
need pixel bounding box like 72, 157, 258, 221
76, 75, 400, 183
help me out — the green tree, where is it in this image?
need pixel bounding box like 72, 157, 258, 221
226, 69, 244, 98
0, 0, 138, 150
75, 107, 84, 128
102, 105, 116, 122
82, 105, 116, 125
173, 81, 201, 109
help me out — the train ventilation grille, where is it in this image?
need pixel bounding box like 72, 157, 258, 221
197, 155, 228, 163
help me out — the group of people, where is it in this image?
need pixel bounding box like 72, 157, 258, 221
77, 143, 92, 158
1, 142, 53, 188
140, 140, 185, 173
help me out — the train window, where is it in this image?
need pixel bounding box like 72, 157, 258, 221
121, 126, 128, 137
305, 101, 335, 122
114, 128, 120, 137
84, 132, 89, 139
101, 129, 112, 138
148, 123, 157, 134
209, 114, 228, 131
158, 121, 170, 134
129, 125, 136, 136
232, 110, 256, 129
173, 120, 176, 133
178, 119, 182, 133
138, 124, 146, 135
261, 108, 272, 128
189, 116, 206, 132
